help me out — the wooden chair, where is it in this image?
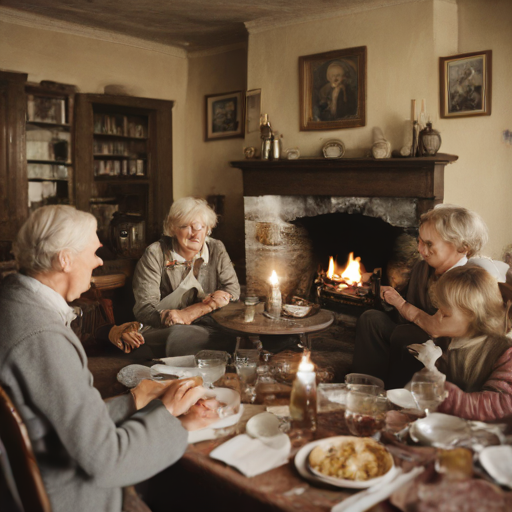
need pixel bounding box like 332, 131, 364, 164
0, 385, 51, 512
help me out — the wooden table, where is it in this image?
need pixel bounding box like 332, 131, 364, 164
144, 406, 395, 512
211, 302, 335, 350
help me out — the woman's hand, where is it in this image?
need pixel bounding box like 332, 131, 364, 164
381, 286, 406, 309
203, 290, 231, 309
121, 331, 144, 350
131, 379, 175, 410
160, 381, 209, 417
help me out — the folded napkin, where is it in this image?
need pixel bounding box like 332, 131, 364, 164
210, 433, 291, 477
157, 355, 196, 367
331, 466, 424, 512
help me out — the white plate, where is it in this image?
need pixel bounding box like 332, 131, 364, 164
387, 388, 419, 410
322, 139, 345, 159
294, 436, 396, 489
409, 413, 470, 448
480, 445, 512, 488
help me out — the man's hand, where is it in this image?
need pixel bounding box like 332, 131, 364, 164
131, 379, 174, 410
203, 290, 231, 309
160, 309, 190, 327
160, 380, 209, 417
179, 400, 222, 431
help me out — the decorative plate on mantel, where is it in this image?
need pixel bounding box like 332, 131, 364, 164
322, 139, 345, 159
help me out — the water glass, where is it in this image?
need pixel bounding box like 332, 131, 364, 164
410, 368, 447, 415
195, 350, 228, 388
345, 390, 388, 437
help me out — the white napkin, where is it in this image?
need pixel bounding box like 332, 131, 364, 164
331, 466, 424, 512
210, 433, 291, 477
158, 355, 196, 367
151, 364, 202, 378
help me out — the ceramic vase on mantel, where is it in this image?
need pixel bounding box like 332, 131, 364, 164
418, 122, 442, 156
371, 127, 391, 159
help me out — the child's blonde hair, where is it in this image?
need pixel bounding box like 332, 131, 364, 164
436, 265, 505, 337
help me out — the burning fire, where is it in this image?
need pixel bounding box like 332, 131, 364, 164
341, 253, 362, 285
269, 270, 279, 286
326, 252, 362, 286
298, 350, 315, 372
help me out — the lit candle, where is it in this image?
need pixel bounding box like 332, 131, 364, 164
290, 350, 317, 432
266, 270, 282, 319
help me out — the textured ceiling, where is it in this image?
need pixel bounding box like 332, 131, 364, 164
2, 0, 398, 50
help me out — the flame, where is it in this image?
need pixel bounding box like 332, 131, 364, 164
327, 257, 335, 279
298, 350, 315, 372
341, 252, 362, 285
269, 270, 279, 286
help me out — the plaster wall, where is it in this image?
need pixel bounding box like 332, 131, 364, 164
0, 18, 188, 205
185, 48, 247, 264
246, 0, 512, 257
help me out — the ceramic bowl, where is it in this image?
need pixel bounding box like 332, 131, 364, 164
282, 303, 312, 318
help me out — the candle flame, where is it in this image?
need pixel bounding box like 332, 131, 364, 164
269, 270, 279, 286
298, 350, 315, 372
341, 252, 362, 285
326, 257, 335, 279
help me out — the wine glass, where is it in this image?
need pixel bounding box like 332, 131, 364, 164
195, 350, 228, 388
410, 369, 447, 415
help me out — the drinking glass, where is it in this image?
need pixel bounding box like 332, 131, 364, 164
194, 350, 228, 388
345, 390, 388, 437
235, 349, 259, 403
410, 376, 447, 415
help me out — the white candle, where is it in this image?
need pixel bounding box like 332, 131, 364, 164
266, 270, 282, 319
290, 351, 317, 432
411, 99, 417, 122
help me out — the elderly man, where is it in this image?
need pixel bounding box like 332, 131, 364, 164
0, 205, 214, 512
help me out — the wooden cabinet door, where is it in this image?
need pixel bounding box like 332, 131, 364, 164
0, 71, 28, 243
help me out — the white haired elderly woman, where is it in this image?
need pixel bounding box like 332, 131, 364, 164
352, 204, 489, 389
132, 197, 240, 357
0, 205, 217, 512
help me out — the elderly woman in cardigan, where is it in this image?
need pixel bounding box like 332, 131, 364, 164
352, 204, 489, 389
0, 205, 216, 512
131, 196, 240, 357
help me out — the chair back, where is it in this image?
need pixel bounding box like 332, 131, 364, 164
0, 384, 51, 512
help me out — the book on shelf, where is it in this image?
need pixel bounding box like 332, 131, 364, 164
93, 113, 147, 138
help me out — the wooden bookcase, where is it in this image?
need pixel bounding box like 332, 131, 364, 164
25, 81, 77, 213
0, 70, 28, 259
74, 94, 173, 245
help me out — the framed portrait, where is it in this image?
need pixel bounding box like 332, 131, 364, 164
205, 90, 245, 141
439, 50, 492, 118
299, 46, 367, 131
245, 89, 262, 134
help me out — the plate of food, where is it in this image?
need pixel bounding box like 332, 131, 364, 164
295, 436, 396, 488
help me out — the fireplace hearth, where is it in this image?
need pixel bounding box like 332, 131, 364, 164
232, 155, 457, 309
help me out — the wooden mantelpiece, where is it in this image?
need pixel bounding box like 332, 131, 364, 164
231, 153, 457, 214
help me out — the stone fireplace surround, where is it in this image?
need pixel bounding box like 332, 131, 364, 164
231, 155, 457, 299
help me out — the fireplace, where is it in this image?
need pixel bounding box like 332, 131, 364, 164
231, 154, 457, 309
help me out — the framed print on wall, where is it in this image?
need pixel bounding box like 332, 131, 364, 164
299, 46, 367, 131
205, 90, 245, 141
439, 50, 492, 118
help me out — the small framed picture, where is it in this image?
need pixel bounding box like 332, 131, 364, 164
439, 50, 492, 118
299, 46, 367, 131
205, 91, 245, 141
245, 89, 262, 134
